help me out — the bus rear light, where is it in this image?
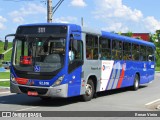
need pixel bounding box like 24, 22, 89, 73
15, 78, 29, 85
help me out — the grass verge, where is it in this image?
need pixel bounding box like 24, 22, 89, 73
156, 67, 160, 71
0, 72, 10, 79
0, 81, 10, 87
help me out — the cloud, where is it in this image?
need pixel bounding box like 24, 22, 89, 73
0, 16, 7, 22
9, 3, 46, 23
94, 0, 143, 22
54, 16, 78, 23
13, 17, 24, 24
0, 23, 6, 30
93, 0, 160, 33
102, 22, 129, 32
143, 16, 160, 32
70, 0, 87, 7
0, 16, 7, 30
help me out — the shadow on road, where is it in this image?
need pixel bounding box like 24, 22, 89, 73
96, 86, 147, 98
0, 93, 81, 107
0, 85, 147, 107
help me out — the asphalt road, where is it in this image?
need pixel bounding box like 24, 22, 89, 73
0, 73, 160, 113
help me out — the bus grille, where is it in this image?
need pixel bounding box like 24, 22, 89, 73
19, 86, 48, 95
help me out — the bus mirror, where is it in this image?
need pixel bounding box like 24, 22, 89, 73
4, 34, 15, 51
4, 39, 8, 51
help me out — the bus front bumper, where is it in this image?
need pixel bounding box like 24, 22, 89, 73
10, 82, 68, 98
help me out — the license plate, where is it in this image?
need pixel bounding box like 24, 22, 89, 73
27, 91, 38, 96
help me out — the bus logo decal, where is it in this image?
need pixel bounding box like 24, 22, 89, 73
102, 65, 105, 71
34, 66, 40, 72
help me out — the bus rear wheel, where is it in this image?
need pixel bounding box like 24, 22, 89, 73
82, 79, 94, 101
132, 74, 139, 91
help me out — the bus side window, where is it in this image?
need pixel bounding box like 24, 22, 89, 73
69, 39, 83, 62
68, 39, 83, 73
147, 47, 155, 61
99, 37, 111, 60
132, 44, 139, 61
123, 42, 131, 60
112, 40, 122, 60
86, 34, 98, 60
139, 45, 146, 61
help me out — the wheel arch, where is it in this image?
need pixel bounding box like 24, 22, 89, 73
87, 75, 98, 92
135, 72, 140, 82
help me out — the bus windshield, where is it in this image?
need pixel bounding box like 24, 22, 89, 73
13, 37, 66, 73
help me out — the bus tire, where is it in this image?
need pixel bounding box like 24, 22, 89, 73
132, 74, 139, 91
82, 79, 94, 101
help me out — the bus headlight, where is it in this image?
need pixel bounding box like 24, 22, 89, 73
52, 75, 64, 87
11, 74, 17, 84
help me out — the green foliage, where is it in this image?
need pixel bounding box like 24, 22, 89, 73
125, 31, 133, 37
156, 66, 160, 71
0, 72, 10, 79
0, 42, 12, 67
0, 81, 10, 87
150, 32, 160, 69
0, 42, 12, 54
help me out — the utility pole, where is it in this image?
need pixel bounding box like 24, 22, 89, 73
47, 0, 64, 23
81, 17, 84, 26
47, 0, 53, 23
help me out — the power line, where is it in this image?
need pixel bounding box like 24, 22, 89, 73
3, 0, 64, 23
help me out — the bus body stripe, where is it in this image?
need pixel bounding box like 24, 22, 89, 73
112, 68, 121, 89
107, 67, 116, 90
117, 63, 125, 88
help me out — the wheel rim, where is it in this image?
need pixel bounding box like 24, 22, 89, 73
85, 84, 92, 96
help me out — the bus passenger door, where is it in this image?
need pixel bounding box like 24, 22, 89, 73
67, 39, 83, 97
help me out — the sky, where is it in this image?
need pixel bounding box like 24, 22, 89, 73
0, 0, 160, 41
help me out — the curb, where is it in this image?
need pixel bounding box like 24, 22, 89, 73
0, 86, 10, 90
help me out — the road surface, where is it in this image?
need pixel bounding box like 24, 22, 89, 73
0, 73, 160, 118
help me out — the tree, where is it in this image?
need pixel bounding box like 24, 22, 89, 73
150, 31, 160, 67
125, 31, 133, 37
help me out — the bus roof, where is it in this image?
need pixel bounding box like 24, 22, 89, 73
18, 23, 155, 48
101, 31, 155, 48
18, 23, 75, 27
81, 26, 155, 48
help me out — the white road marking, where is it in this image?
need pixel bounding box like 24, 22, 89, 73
145, 99, 160, 106
16, 107, 38, 111
0, 91, 10, 95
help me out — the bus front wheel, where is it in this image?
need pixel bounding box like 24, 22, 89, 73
132, 74, 139, 91
82, 79, 94, 101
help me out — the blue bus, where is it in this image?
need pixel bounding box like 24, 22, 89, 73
4, 23, 156, 101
